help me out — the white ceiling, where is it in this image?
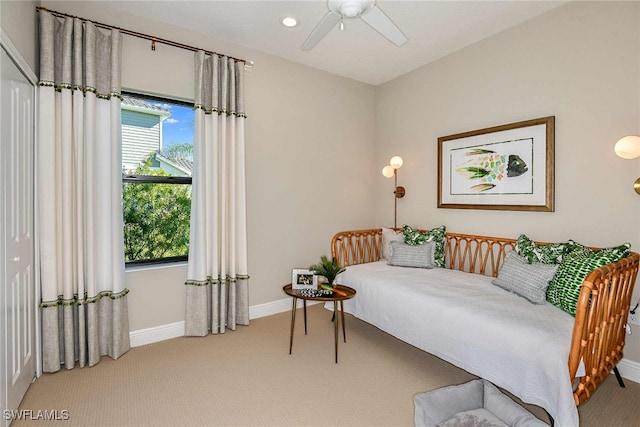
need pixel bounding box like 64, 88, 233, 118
96, 0, 567, 86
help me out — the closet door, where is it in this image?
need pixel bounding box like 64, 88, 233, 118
1, 44, 36, 425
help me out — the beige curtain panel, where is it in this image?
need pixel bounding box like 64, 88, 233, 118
37, 10, 130, 372
185, 51, 249, 336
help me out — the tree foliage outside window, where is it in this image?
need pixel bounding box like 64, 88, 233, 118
123, 156, 191, 263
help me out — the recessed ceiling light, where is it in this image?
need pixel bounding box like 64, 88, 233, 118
281, 17, 298, 28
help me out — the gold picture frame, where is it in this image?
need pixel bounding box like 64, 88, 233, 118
438, 116, 554, 212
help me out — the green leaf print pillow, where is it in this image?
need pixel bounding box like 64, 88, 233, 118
546, 243, 630, 316
514, 234, 579, 264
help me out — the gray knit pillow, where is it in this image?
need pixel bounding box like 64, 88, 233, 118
389, 241, 435, 269
492, 251, 559, 304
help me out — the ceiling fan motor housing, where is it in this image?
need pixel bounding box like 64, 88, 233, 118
329, 0, 375, 18
303, 0, 406, 51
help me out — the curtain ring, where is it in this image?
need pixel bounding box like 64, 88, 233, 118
151, 37, 156, 51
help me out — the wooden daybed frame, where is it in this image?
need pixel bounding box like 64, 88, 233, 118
331, 228, 639, 407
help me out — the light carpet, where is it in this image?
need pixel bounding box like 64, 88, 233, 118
13, 304, 640, 426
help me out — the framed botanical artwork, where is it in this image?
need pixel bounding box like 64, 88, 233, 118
438, 116, 554, 212
291, 269, 318, 290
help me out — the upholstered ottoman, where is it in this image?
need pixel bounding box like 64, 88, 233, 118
414, 379, 549, 427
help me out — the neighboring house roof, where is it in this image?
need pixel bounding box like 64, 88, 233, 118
122, 95, 171, 119
155, 151, 193, 177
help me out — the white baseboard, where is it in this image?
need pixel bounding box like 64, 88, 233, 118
248, 297, 319, 320
248, 297, 293, 320
129, 321, 185, 347
617, 358, 640, 384
129, 297, 318, 347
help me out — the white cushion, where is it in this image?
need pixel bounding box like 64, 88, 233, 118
438, 408, 510, 427
381, 226, 403, 259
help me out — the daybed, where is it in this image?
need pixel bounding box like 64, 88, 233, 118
330, 228, 639, 427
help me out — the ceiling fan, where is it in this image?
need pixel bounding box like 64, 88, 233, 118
302, 0, 408, 50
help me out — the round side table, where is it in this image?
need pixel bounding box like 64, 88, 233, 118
283, 284, 356, 363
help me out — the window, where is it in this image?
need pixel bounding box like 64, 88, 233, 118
121, 92, 194, 265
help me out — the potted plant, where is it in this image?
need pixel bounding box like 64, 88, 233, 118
309, 255, 346, 288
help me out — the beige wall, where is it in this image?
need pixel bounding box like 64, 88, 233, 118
42, 1, 378, 331
0, 0, 38, 71
375, 1, 640, 362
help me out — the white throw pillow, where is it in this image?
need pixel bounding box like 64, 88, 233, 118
381, 226, 403, 260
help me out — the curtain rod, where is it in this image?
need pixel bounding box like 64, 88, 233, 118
36, 6, 253, 66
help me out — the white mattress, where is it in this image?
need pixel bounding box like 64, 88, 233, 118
337, 261, 580, 427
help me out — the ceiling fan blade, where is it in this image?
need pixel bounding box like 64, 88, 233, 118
360, 5, 407, 47
302, 12, 342, 51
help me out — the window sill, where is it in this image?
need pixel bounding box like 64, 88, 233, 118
125, 260, 188, 273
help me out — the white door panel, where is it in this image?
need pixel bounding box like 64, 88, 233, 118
1, 44, 36, 426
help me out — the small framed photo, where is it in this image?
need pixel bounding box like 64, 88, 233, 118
292, 269, 317, 290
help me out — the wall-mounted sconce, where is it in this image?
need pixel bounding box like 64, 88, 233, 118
382, 156, 405, 228
614, 135, 640, 194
